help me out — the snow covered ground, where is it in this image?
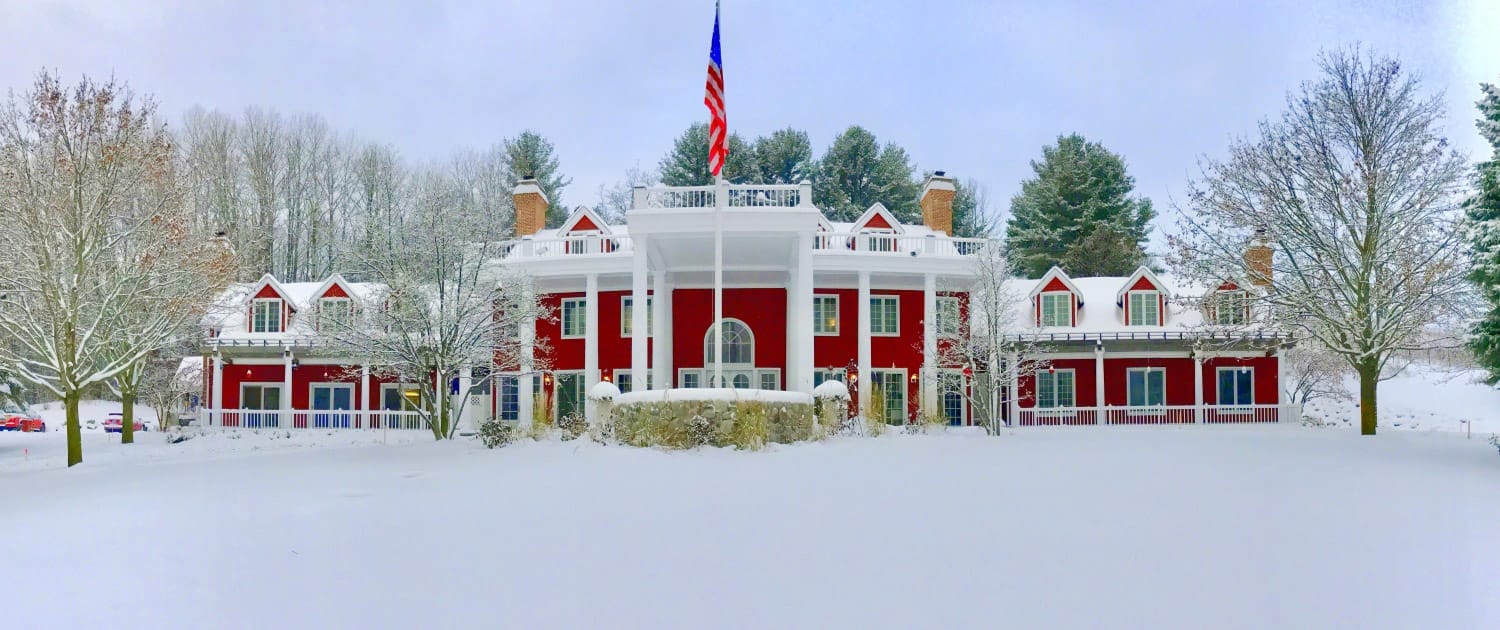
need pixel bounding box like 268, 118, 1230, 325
2, 423, 1497, 629
1304, 364, 1500, 434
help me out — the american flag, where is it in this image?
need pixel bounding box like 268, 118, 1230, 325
704, 1, 727, 178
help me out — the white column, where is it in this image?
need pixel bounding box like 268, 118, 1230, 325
632, 235, 650, 391
518, 285, 536, 429
922, 273, 938, 418
1007, 352, 1020, 427
210, 352, 223, 427
584, 273, 600, 421
282, 349, 294, 428
1193, 354, 1205, 424
458, 367, 475, 434
857, 271, 872, 418
653, 267, 670, 389
796, 231, 814, 393
1094, 342, 1105, 425
360, 363, 371, 429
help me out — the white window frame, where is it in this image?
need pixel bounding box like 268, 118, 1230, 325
704, 319, 754, 366
870, 368, 907, 425
561, 298, 587, 339
1125, 367, 1166, 408
938, 369, 967, 426
496, 373, 521, 422
936, 296, 961, 337
1215, 290, 1248, 326
1039, 293, 1071, 327
379, 383, 423, 411
251, 299, 282, 333
860, 228, 897, 252
870, 295, 900, 336
1035, 369, 1075, 409
613, 369, 653, 393
1128, 291, 1161, 326
552, 370, 587, 423
620, 295, 652, 338
308, 382, 355, 409
678, 369, 701, 389
813, 370, 846, 388
317, 297, 352, 332
239, 383, 284, 410
1216, 367, 1255, 407
813, 294, 840, 336
756, 368, 781, 391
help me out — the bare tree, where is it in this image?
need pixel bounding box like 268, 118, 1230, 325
1283, 341, 1353, 405
1172, 48, 1471, 435
0, 73, 220, 465
140, 352, 202, 431
595, 163, 659, 223
315, 169, 548, 440
931, 243, 1048, 431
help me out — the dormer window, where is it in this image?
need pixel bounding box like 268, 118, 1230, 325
319, 298, 352, 332
1214, 290, 1248, 325
251, 299, 282, 333
1127, 291, 1160, 326
1039, 293, 1071, 327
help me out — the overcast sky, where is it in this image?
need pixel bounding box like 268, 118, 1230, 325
2, 0, 1496, 247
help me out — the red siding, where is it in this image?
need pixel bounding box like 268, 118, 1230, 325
813, 289, 858, 371
321, 283, 350, 299
252, 285, 282, 299
570, 216, 600, 232
1016, 355, 1281, 409
290, 364, 364, 409
247, 284, 292, 332
860, 213, 893, 230
672, 288, 787, 382
536, 292, 585, 371
1202, 357, 1280, 405
1017, 358, 1098, 408
597, 290, 653, 378
1102, 357, 1195, 406
219, 363, 287, 408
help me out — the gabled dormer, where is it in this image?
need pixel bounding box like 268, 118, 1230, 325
1207, 281, 1250, 326
246, 274, 293, 334
1028, 266, 1082, 328
1117, 266, 1169, 327
310, 274, 358, 332
852, 202, 904, 234
558, 206, 619, 254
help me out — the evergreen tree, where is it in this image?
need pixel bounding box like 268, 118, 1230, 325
937, 175, 996, 238
659, 122, 753, 186
815, 126, 919, 223
501, 130, 571, 227
1005, 134, 1155, 277
1467, 82, 1500, 384
752, 128, 814, 184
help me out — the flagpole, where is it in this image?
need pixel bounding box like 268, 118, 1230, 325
714, 174, 724, 388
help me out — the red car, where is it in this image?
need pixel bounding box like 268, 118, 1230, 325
102, 413, 146, 433
1, 413, 44, 432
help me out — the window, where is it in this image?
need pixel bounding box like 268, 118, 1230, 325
318, 298, 351, 332
705, 319, 753, 365
814, 370, 846, 388
381, 384, 422, 411
1039, 293, 1070, 327
871, 370, 906, 424
813, 295, 840, 335
863, 229, 896, 252
1126, 368, 1165, 407
1217, 368, 1254, 406
758, 370, 779, 390
680, 371, 700, 389
870, 296, 899, 336
1035, 370, 1075, 408
498, 375, 519, 421
936, 297, 960, 336
251, 299, 282, 333
470, 366, 492, 395
615, 371, 652, 393
940, 372, 966, 426
561, 298, 587, 338
1128, 291, 1160, 326
621, 296, 653, 337
1215, 290, 1248, 325
240, 384, 282, 410
732, 373, 750, 389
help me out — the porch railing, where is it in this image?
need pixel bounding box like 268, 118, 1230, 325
210, 410, 429, 431
814, 232, 991, 257
500, 234, 633, 259
1016, 404, 1282, 427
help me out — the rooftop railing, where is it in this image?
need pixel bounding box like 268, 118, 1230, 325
632, 182, 812, 210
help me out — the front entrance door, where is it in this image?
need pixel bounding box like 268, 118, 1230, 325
311, 384, 354, 428
241, 384, 282, 428
555, 372, 584, 422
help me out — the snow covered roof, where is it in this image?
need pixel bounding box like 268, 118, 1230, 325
1005, 270, 1249, 336
203, 275, 385, 339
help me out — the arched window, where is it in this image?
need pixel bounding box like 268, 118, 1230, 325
704, 319, 754, 366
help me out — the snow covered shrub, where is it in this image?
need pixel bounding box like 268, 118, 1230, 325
478, 420, 516, 449
529, 393, 553, 440
813, 380, 852, 436
614, 396, 816, 450
557, 413, 588, 441
767, 403, 814, 444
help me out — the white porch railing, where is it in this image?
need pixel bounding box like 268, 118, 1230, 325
501, 234, 633, 259
1016, 404, 1281, 427
633, 183, 809, 209
813, 232, 991, 257
210, 410, 429, 430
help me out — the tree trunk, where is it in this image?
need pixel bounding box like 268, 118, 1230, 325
1357, 359, 1379, 436
66, 390, 82, 467
121, 389, 135, 444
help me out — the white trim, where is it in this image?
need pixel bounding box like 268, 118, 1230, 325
558, 205, 614, 235
551, 369, 587, 423
677, 368, 702, 389
1034, 369, 1076, 409
851, 202, 906, 234
1115, 266, 1172, 301
1027, 266, 1084, 301
936, 368, 968, 426
308, 382, 355, 411
1038, 292, 1072, 327
870, 294, 900, 336
813, 294, 840, 336
1213, 289, 1250, 325
378, 383, 423, 411
1126, 290, 1161, 326
250, 298, 283, 333
560, 297, 587, 339
869, 367, 908, 424
936, 295, 961, 337
1125, 367, 1166, 407
238, 382, 284, 410
703, 318, 755, 367
621, 295, 652, 338
315, 296, 353, 332
309, 273, 361, 307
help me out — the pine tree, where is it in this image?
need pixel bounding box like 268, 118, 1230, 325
1467, 82, 1500, 384
659, 122, 753, 186
940, 176, 996, 238
752, 128, 813, 184
815, 126, 919, 223
502, 130, 571, 227
1005, 134, 1155, 278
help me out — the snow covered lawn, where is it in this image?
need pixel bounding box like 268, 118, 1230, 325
3, 425, 1496, 629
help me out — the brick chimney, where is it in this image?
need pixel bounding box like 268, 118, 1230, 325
1245, 228, 1273, 288
919, 171, 956, 236
513, 177, 549, 237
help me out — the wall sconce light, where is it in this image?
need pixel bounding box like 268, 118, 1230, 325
909, 373, 919, 384
602, 374, 611, 382
290, 358, 300, 369
543, 373, 553, 386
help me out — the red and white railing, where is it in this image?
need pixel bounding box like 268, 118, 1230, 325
208, 410, 428, 430
1016, 404, 1282, 427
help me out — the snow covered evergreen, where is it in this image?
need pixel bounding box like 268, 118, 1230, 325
1466, 82, 1500, 384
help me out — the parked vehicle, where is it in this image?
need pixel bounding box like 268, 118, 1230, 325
19, 416, 46, 432
101, 413, 146, 434
0, 415, 20, 431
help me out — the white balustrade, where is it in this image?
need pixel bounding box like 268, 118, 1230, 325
212, 410, 429, 430
1015, 404, 1281, 427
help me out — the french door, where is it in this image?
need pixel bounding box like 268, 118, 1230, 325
241, 384, 282, 428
